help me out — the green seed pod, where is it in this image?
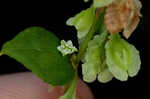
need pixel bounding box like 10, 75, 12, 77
66, 6, 95, 40
98, 68, 113, 83
82, 44, 101, 83
82, 31, 109, 83
105, 33, 141, 81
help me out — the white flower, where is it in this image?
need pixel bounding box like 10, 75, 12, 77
57, 40, 78, 56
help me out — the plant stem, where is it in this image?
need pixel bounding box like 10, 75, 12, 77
76, 16, 98, 64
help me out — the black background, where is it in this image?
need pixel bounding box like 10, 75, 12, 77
0, 0, 149, 99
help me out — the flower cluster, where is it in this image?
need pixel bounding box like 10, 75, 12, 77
65, 0, 142, 83
57, 40, 77, 56
58, 0, 142, 98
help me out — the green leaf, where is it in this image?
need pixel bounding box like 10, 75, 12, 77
105, 33, 141, 81
66, 6, 95, 40
1, 27, 73, 85
93, 0, 113, 8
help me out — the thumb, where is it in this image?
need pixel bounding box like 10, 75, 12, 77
0, 72, 93, 99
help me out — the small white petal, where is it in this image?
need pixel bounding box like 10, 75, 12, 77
57, 40, 78, 56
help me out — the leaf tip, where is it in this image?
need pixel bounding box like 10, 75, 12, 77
0, 52, 3, 56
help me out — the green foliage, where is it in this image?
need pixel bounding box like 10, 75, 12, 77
0, 1, 142, 99
105, 33, 141, 81
1, 27, 74, 85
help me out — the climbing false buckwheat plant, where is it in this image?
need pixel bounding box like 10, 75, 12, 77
0, 0, 142, 99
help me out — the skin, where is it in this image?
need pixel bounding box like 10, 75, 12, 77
0, 72, 94, 99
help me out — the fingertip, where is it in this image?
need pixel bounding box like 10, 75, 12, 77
0, 72, 62, 99
0, 72, 93, 99
77, 79, 94, 99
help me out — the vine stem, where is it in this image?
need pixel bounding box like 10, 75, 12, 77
65, 8, 104, 98
76, 15, 99, 65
